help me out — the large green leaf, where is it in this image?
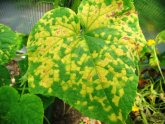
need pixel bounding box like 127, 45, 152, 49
0, 24, 18, 65
0, 86, 44, 124
27, 0, 146, 123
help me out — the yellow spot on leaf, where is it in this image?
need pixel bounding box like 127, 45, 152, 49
78, 54, 88, 65
95, 84, 102, 90
65, 64, 70, 72
110, 45, 116, 50
129, 76, 134, 81
94, 34, 99, 38
100, 32, 105, 37
86, 87, 94, 94
71, 61, 80, 71
94, 96, 106, 107
122, 76, 128, 82
107, 35, 112, 41
82, 67, 93, 79
88, 106, 94, 110
80, 83, 87, 96
76, 101, 81, 105
71, 73, 76, 81
48, 88, 53, 93
92, 51, 98, 58
28, 75, 34, 84
62, 85, 68, 91
104, 106, 112, 112
119, 89, 124, 97
117, 109, 123, 121
112, 95, 120, 106
82, 101, 87, 106
53, 70, 59, 81
115, 48, 124, 56
108, 114, 117, 122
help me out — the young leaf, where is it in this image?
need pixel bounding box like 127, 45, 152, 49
16, 33, 28, 50
0, 24, 18, 65
71, 0, 81, 13
18, 57, 28, 76
0, 86, 44, 124
27, 0, 146, 123
156, 30, 165, 44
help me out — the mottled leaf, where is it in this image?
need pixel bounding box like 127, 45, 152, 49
27, 0, 146, 123
0, 86, 44, 124
0, 24, 18, 65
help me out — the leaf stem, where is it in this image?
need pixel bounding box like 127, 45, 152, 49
21, 83, 26, 96
140, 110, 148, 124
153, 47, 165, 83
44, 115, 51, 124
65, 106, 72, 115
62, 101, 66, 116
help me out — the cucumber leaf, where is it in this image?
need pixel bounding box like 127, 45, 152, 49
0, 86, 44, 124
27, 0, 146, 123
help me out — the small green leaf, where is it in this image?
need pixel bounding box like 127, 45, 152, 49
0, 24, 18, 65
14, 57, 28, 84
156, 30, 165, 44
0, 65, 10, 86
71, 0, 81, 13
159, 52, 165, 67
0, 86, 44, 124
18, 57, 28, 76
27, 0, 146, 123
16, 33, 28, 50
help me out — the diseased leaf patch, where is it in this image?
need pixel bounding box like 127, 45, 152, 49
27, 0, 146, 123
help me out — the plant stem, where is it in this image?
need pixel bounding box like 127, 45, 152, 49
153, 47, 165, 83
137, 64, 140, 77
65, 106, 72, 115
140, 110, 148, 124
21, 83, 26, 96
62, 101, 66, 116
44, 115, 51, 124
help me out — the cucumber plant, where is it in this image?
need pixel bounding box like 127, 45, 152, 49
0, 0, 147, 123
0, 23, 44, 124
